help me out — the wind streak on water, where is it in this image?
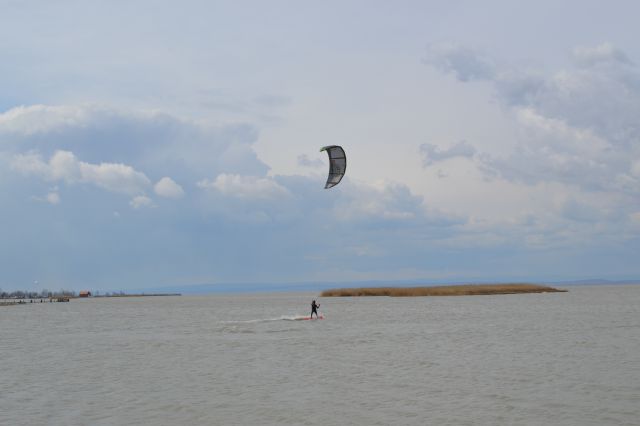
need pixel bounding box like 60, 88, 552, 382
1, 287, 639, 426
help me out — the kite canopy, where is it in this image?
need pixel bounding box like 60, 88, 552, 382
320, 145, 346, 189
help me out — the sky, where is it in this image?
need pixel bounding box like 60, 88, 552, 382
1, 0, 639, 291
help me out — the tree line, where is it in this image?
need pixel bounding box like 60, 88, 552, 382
0, 289, 132, 298
0, 289, 77, 299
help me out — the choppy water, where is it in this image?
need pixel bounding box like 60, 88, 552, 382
2, 285, 639, 426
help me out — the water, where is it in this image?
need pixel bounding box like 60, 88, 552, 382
2, 286, 639, 426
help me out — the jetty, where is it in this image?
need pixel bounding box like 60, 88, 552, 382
321, 283, 566, 297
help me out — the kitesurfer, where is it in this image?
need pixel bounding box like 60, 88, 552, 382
311, 300, 320, 318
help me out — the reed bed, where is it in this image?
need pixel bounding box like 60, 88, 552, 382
320, 283, 566, 297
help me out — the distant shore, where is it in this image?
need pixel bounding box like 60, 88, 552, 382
321, 283, 566, 297
0, 293, 181, 306
93, 293, 181, 297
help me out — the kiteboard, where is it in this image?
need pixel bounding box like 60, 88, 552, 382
296, 315, 324, 321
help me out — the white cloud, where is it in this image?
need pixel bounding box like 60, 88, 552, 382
81, 161, 150, 195
129, 195, 154, 209
197, 173, 290, 199
12, 150, 151, 195
10, 151, 52, 176
0, 104, 94, 136
420, 140, 476, 166
154, 177, 184, 198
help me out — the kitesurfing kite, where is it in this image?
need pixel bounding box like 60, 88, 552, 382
320, 145, 346, 189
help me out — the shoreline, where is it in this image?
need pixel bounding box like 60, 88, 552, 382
0, 293, 181, 306
92, 293, 181, 298
320, 283, 567, 297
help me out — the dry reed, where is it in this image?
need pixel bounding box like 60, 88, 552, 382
320, 283, 566, 297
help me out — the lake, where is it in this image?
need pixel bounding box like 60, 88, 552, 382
1, 285, 639, 425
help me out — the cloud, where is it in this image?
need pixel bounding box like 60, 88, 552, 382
558, 197, 600, 223
420, 140, 476, 166
297, 154, 324, 168
0, 104, 95, 136
423, 42, 496, 82
425, 43, 640, 197
129, 195, 155, 209
0, 104, 269, 180
331, 180, 463, 231
478, 107, 622, 191
572, 43, 632, 67
11, 151, 52, 177
30, 189, 61, 205
154, 177, 184, 198
46, 192, 60, 204
11, 150, 151, 195
253, 94, 291, 108
336, 182, 420, 222
197, 173, 290, 199
81, 160, 151, 195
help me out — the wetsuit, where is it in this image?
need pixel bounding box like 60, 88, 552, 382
311, 301, 320, 318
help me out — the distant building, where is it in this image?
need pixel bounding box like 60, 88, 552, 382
79, 290, 91, 297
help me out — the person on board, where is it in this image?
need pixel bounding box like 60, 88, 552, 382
310, 300, 320, 319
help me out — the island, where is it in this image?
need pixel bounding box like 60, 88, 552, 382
320, 283, 566, 297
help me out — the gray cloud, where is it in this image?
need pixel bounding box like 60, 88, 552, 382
424, 42, 496, 82
420, 140, 476, 166
425, 43, 640, 198
253, 94, 291, 108
297, 154, 324, 168
0, 103, 472, 289
0, 104, 269, 185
